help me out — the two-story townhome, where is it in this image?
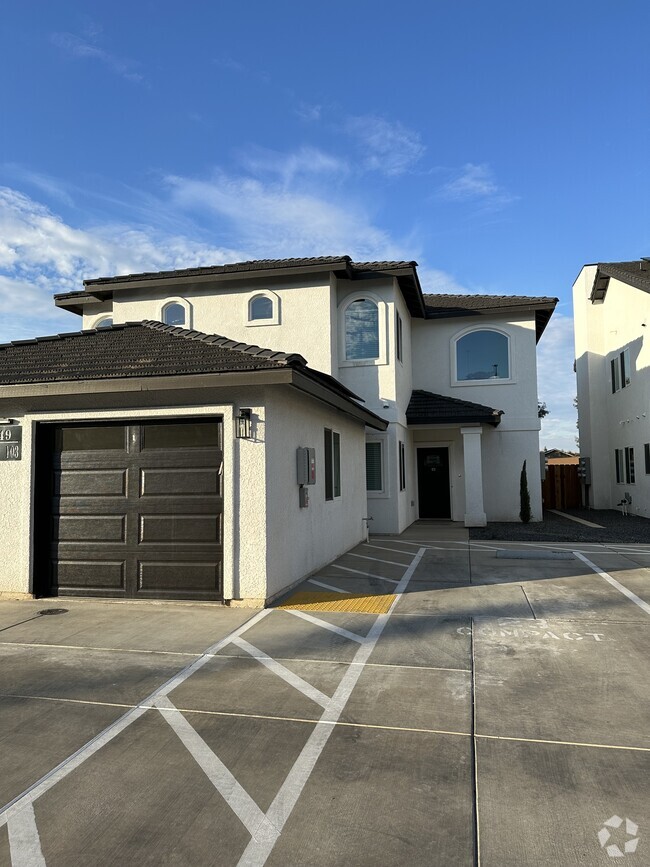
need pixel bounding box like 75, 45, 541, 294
573, 259, 650, 519
0, 256, 556, 606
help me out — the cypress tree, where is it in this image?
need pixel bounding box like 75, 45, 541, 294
520, 460, 531, 523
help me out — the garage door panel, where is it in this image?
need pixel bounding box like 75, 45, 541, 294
55, 469, 128, 498
137, 561, 221, 595
52, 560, 126, 591
138, 515, 221, 545
54, 515, 126, 543
139, 467, 221, 497
40, 419, 224, 600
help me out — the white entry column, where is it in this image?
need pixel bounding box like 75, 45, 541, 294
461, 426, 487, 527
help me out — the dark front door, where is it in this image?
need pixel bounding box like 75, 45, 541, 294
36, 419, 224, 600
417, 447, 451, 519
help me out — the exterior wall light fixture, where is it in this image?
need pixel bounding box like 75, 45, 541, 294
235, 408, 252, 439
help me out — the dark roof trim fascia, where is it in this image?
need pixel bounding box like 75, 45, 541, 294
590, 264, 650, 302
424, 301, 557, 342
407, 415, 502, 428
290, 369, 387, 431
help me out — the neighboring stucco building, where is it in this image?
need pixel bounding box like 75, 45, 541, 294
0, 256, 556, 604
574, 259, 650, 518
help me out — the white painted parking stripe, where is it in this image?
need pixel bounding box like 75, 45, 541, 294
7, 805, 45, 867
307, 578, 350, 594
284, 610, 366, 643
330, 564, 399, 584
237, 547, 426, 867
0, 607, 271, 830
363, 543, 414, 557
574, 551, 650, 616
347, 552, 406, 567
232, 637, 330, 708
156, 696, 278, 842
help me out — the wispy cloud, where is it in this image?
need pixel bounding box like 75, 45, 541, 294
240, 146, 348, 187
165, 169, 408, 260
418, 267, 472, 295
51, 32, 145, 84
438, 163, 515, 208
296, 102, 322, 122
345, 115, 425, 176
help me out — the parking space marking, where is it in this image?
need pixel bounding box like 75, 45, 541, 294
307, 579, 350, 594
231, 638, 330, 708
347, 552, 408, 567
0, 608, 270, 831
330, 564, 400, 583
237, 547, 426, 867
7, 804, 45, 867
574, 552, 650, 616
155, 696, 277, 843
363, 543, 416, 557
284, 609, 366, 643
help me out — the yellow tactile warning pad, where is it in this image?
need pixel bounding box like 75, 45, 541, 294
277, 591, 396, 614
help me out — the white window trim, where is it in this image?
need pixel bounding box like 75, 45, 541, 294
245, 290, 280, 327
93, 316, 113, 329
339, 292, 388, 367
451, 325, 514, 387
160, 297, 192, 329
366, 434, 389, 498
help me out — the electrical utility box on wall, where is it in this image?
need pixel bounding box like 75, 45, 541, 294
296, 447, 316, 485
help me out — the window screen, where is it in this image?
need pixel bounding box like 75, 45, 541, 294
345, 299, 379, 360
366, 441, 383, 492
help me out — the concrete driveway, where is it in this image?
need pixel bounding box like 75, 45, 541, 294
0, 524, 649, 865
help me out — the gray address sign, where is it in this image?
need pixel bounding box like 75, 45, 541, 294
0, 426, 22, 461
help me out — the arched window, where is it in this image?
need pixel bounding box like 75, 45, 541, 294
163, 302, 186, 327
344, 299, 379, 360
456, 330, 510, 381
249, 295, 273, 321
95, 317, 113, 329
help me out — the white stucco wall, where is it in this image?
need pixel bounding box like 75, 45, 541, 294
574, 267, 650, 517
264, 387, 368, 598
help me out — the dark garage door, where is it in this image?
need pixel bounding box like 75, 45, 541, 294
36, 419, 224, 600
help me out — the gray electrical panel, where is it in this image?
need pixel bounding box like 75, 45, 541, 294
577, 456, 591, 485
296, 447, 316, 485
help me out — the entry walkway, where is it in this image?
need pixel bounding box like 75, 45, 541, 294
0, 524, 648, 864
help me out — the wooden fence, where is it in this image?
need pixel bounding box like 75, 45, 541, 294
542, 464, 581, 510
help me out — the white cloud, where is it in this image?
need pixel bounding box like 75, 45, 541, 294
345, 115, 425, 176
537, 311, 578, 450
51, 32, 145, 84
296, 102, 322, 122
240, 146, 348, 187
0, 186, 242, 342
439, 163, 514, 207
165, 171, 408, 260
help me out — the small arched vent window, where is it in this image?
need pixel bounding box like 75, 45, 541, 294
456, 330, 510, 381
95, 318, 113, 329
344, 299, 379, 360
163, 303, 186, 327
249, 295, 273, 321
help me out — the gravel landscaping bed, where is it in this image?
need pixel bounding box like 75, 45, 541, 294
469, 508, 650, 543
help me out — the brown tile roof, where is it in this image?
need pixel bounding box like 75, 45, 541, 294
423, 293, 557, 341
82, 256, 417, 287
0, 321, 308, 384
406, 389, 503, 427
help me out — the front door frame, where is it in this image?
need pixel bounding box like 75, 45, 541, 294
415, 440, 454, 520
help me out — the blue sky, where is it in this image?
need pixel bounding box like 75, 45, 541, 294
1, 1, 648, 448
